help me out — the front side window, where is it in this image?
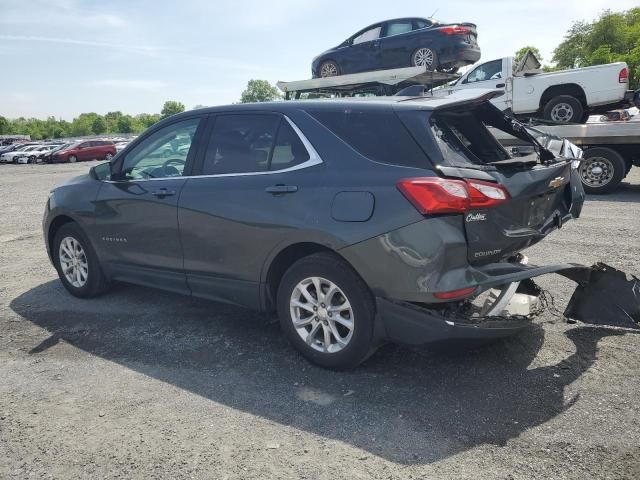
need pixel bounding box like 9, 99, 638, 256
465, 60, 503, 83
120, 117, 200, 180
352, 26, 382, 45
385, 21, 413, 37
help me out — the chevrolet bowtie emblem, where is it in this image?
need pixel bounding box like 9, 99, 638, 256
548, 177, 565, 189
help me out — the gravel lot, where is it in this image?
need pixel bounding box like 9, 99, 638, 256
1, 162, 639, 479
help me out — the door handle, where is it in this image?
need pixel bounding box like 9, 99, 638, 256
496, 83, 506, 88
151, 188, 176, 198
265, 184, 298, 194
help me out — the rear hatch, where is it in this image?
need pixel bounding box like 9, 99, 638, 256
398, 97, 585, 265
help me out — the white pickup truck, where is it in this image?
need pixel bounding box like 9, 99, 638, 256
443, 52, 636, 123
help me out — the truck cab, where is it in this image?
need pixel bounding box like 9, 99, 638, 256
444, 52, 634, 123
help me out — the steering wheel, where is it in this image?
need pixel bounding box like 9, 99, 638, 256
162, 158, 185, 176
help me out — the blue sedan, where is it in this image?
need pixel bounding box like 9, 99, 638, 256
312, 17, 480, 78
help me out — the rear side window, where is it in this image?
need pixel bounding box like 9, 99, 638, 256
385, 21, 413, 37
270, 121, 310, 170
309, 109, 429, 168
203, 114, 279, 175
202, 115, 311, 175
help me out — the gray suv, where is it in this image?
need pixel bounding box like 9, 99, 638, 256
43, 90, 587, 369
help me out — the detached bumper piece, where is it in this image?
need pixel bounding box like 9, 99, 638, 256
564, 263, 640, 329
378, 263, 639, 345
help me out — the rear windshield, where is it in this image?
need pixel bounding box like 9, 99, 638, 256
308, 109, 430, 168
430, 109, 511, 166
393, 101, 549, 169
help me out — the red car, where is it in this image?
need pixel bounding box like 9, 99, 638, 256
51, 140, 116, 163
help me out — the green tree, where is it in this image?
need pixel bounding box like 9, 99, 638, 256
239, 79, 282, 103
0, 116, 9, 135
92, 116, 107, 135
161, 100, 185, 118
552, 8, 640, 88
117, 115, 134, 133
515, 46, 543, 65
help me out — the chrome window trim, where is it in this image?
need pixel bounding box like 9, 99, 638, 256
105, 114, 322, 183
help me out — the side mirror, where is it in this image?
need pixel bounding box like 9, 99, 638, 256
89, 161, 112, 181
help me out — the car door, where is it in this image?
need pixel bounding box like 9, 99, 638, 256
448, 59, 510, 111
74, 142, 89, 161
342, 24, 383, 74
378, 19, 417, 69
92, 116, 204, 294
177, 112, 323, 309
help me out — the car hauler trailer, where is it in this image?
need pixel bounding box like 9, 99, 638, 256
277, 66, 459, 99
492, 121, 640, 194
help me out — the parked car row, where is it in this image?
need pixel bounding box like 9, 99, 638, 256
0, 139, 122, 164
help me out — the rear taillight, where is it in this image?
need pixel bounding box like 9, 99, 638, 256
438, 25, 471, 35
619, 67, 629, 83
396, 177, 509, 215
434, 286, 477, 300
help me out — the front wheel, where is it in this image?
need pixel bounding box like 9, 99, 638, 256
53, 223, 110, 298
68, 155, 77, 163
105, 152, 113, 161
579, 147, 626, 194
412, 47, 437, 71
277, 252, 376, 369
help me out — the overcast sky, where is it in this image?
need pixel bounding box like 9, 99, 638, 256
1, 0, 637, 120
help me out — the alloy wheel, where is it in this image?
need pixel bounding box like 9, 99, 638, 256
59, 236, 89, 288
413, 48, 434, 69
579, 157, 614, 188
289, 276, 354, 353
320, 62, 338, 78
550, 103, 574, 122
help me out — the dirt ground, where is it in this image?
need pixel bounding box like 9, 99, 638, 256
1, 162, 639, 479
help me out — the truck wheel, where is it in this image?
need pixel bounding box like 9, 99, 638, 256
543, 95, 584, 123
579, 147, 626, 194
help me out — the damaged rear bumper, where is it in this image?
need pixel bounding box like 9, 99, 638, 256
376, 262, 639, 345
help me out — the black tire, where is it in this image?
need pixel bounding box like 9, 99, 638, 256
68, 155, 77, 163
29, 155, 36, 164
412, 47, 438, 71
277, 252, 376, 369
319, 60, 340, 78
579, 147, 626, 194
105, 152, 113, 161
53, 223, 110, 298
542, 95, 584, 123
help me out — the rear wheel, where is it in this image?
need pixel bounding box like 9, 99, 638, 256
579, 147, 626, 194
412, 47, 437, 71
105, 152, 113, 161
542, 95, 584, 123
277, 252, 376, 369
53, 223, 110, 298
68, 155, 77, 163
319, 61, 339, 78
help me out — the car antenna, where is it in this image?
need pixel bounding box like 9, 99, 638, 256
429, 8, 439, 19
